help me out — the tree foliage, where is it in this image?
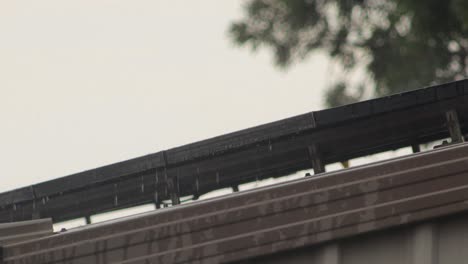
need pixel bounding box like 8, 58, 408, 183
230, 0, 468, 106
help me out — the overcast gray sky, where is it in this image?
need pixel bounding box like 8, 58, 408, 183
0, 0, 330, 192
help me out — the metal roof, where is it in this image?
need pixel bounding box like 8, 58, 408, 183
0, 218, 52, 246
2, 142, 468, 263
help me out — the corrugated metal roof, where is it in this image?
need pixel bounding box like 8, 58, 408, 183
0, 218, 52, 246
2, 143, 468, 264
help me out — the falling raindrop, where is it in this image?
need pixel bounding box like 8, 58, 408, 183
216, 171, 220, 185
13, 204, 17, 211
42, 198, 46, 205
195, 167, 200, 193
268, 140, 273, 151
113, 182, 119, 206
140, 176, 145, 193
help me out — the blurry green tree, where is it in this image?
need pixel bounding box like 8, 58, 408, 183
229, 0, 468, 106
